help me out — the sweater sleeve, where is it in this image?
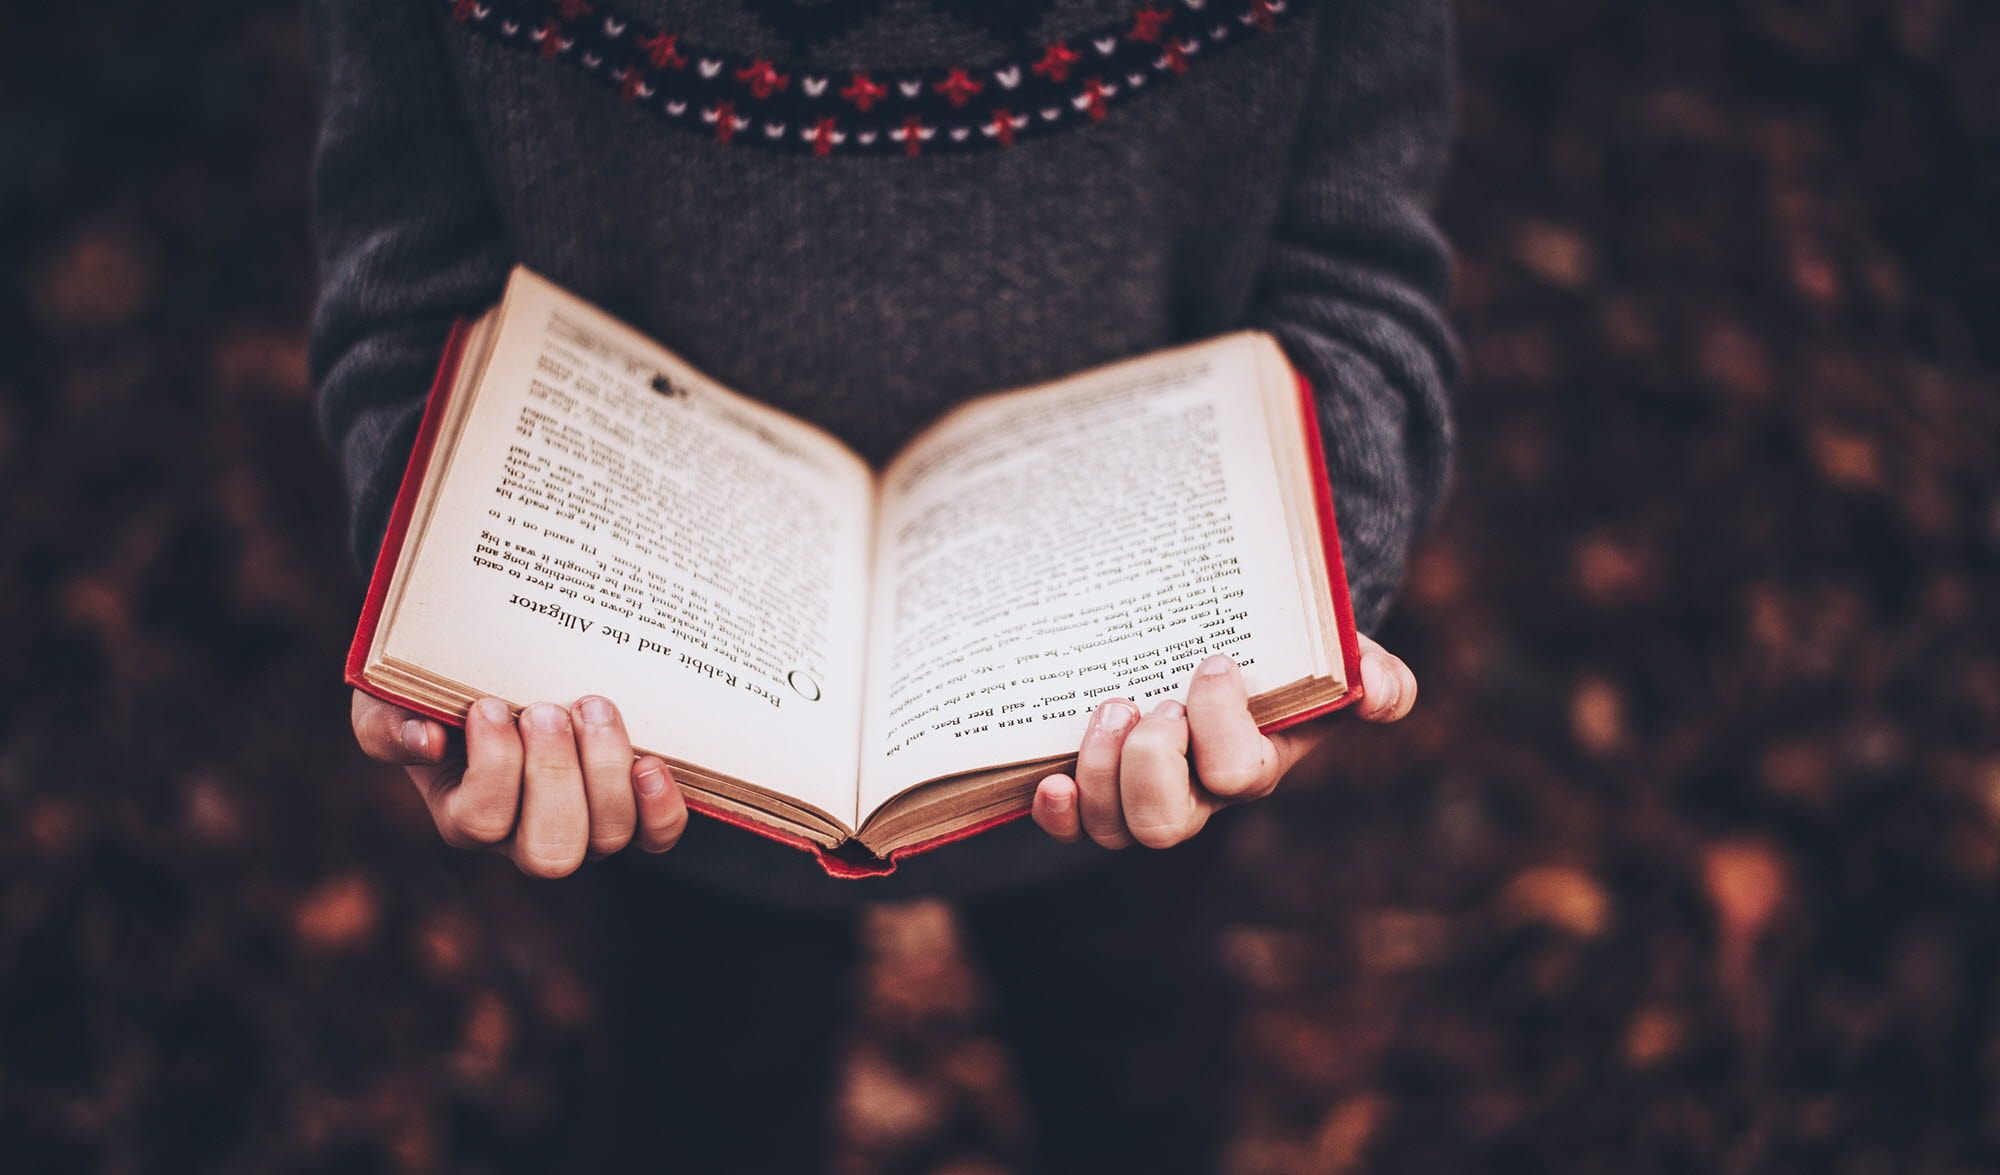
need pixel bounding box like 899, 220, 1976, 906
305, 0, 512, 571
1247, 0, 1460, 633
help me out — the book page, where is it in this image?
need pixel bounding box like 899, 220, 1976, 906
382, 270, 873, 823
855, 335, 1318, 818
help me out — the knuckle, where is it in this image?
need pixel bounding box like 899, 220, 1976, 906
454, 810, 515, 846
1122, 739, 1184, 780
584, 756, 636, 788
445, 787, 516, 844
1197, 761, 1267, 796
1185, 688, 1242, 718
1075, 741, 1122, 772
523, 754, 583, 787
1126, 819, 1186, 850
514, 820, 588, 875
1123, 722, 1174, 752
645, 797, 689, 830
1135, 802, 1209, 848
1118, 728, 1159, 758
437, 802, 508, 852
1192, 763, 1256, 791
476, 735, 525, 776
515, 845, 583, 878
591, 825, 635, 856
643, 810, 689, 851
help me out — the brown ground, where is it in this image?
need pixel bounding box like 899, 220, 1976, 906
3, 1, 1998, 1171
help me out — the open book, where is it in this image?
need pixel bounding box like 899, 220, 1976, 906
348, 267, 1364, 877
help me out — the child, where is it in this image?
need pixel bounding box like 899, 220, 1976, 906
311, 0, 1452, 1167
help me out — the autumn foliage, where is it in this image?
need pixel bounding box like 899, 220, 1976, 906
2, 1, 1997, 1171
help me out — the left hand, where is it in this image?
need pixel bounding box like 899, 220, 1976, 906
1031, 634, 1418, 849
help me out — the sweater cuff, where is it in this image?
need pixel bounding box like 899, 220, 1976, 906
1271, 325, 1450, 634
340, 398, 427, 575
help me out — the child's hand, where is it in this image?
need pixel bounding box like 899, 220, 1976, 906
1030, 635, 1418, 849
349, 691, 687, 876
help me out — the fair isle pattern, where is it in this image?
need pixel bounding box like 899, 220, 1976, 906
441, 0, 1297, 156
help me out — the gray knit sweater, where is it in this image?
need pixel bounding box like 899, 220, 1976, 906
307, 0, 1457, 905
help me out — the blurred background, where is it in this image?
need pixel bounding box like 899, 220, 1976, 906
3, 0, 1997, 1171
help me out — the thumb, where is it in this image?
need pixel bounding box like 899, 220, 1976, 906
351, 689, 448, 765
1356, 638, 1418, 723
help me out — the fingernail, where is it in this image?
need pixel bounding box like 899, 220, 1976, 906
474, 698, 511, 725
1046, 786, 1073, 814
1196, 653, 1234, 678
578, 696, 614, 725
1153, 699, 1186, 719
524, 702, 567, 732
635, 762, 667, 798
400, 719, 433, 759
1094, 700, 1137, 733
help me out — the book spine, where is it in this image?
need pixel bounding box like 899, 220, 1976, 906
343, 318, 475, 722
1259, 368, 1367, 735
685, 800, 1033, 879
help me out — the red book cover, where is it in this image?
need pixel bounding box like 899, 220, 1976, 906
346, 330, 1364, 878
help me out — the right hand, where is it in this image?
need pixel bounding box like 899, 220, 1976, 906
350, 690, 687, 877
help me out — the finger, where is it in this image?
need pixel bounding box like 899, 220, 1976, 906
1357, 642, 1418, 723
1119, 699, 1208, 849
513, 702, 590, 878
632, 756, 689, 853
1075, 699, 1139, 849
1032, 774, 1083, 843
439, 697, 524, 847
1184, 654, 1282, 800
351, 689, 446, 766
572, 696, 638, 856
